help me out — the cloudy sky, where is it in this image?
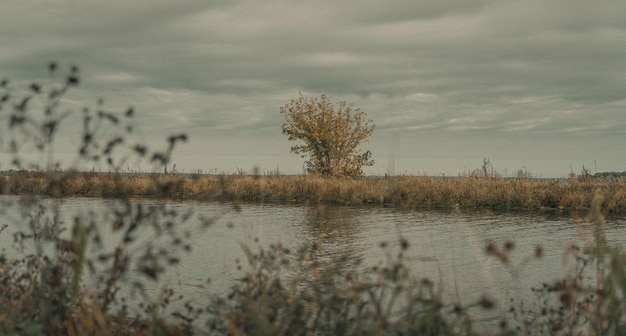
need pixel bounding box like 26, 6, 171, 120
2, 0, 625, 177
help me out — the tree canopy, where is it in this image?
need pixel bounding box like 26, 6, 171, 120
280, 93, 375, 177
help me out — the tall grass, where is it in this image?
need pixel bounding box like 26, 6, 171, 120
4, 171, 626, 212
0, 64, 196, 335
202, 238, 502, 335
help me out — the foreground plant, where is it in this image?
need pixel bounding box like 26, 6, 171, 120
489, 191, 626, 335
202, 237, 510, 335
0, 64, 196, 335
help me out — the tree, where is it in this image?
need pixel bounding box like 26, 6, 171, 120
280, 93, 375, 177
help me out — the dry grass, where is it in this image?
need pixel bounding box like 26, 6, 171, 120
4, 171, 626, 212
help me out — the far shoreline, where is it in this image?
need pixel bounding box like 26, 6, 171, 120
1, 169, 625, 213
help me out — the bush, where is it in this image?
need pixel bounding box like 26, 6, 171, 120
280, 93, 375, 177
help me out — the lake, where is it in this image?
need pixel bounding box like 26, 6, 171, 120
1, 195, 625, 331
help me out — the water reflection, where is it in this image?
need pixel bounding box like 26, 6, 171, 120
299, 205, 365, 275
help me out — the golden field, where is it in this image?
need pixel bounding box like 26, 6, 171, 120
2, 170, 625, 212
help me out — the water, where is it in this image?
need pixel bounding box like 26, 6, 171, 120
1, 195, 625, 329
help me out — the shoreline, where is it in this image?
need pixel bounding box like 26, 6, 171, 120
1, 170, 625, 213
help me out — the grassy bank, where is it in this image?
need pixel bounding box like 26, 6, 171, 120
3, 170, 626, 212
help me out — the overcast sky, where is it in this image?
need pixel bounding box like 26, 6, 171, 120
2, 0, 625, 177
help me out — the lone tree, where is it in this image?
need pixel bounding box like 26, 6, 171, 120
280, 93, 375, 177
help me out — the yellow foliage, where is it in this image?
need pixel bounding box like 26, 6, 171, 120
280, 93, 375, 177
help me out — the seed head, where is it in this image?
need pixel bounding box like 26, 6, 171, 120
478, 296, 495, 310
503, 240, 515, 251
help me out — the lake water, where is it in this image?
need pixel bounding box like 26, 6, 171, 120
1, 195, 625, 330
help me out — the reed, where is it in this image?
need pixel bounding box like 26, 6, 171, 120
4, 171, 626, 212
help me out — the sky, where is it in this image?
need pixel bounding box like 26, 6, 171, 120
1, 0, 625, 177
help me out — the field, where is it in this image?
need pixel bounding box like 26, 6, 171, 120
3, 170, 626, 212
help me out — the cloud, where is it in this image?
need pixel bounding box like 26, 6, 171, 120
1, 0, 625, 176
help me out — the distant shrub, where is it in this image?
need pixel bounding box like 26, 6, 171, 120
280, 93, 375, 177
